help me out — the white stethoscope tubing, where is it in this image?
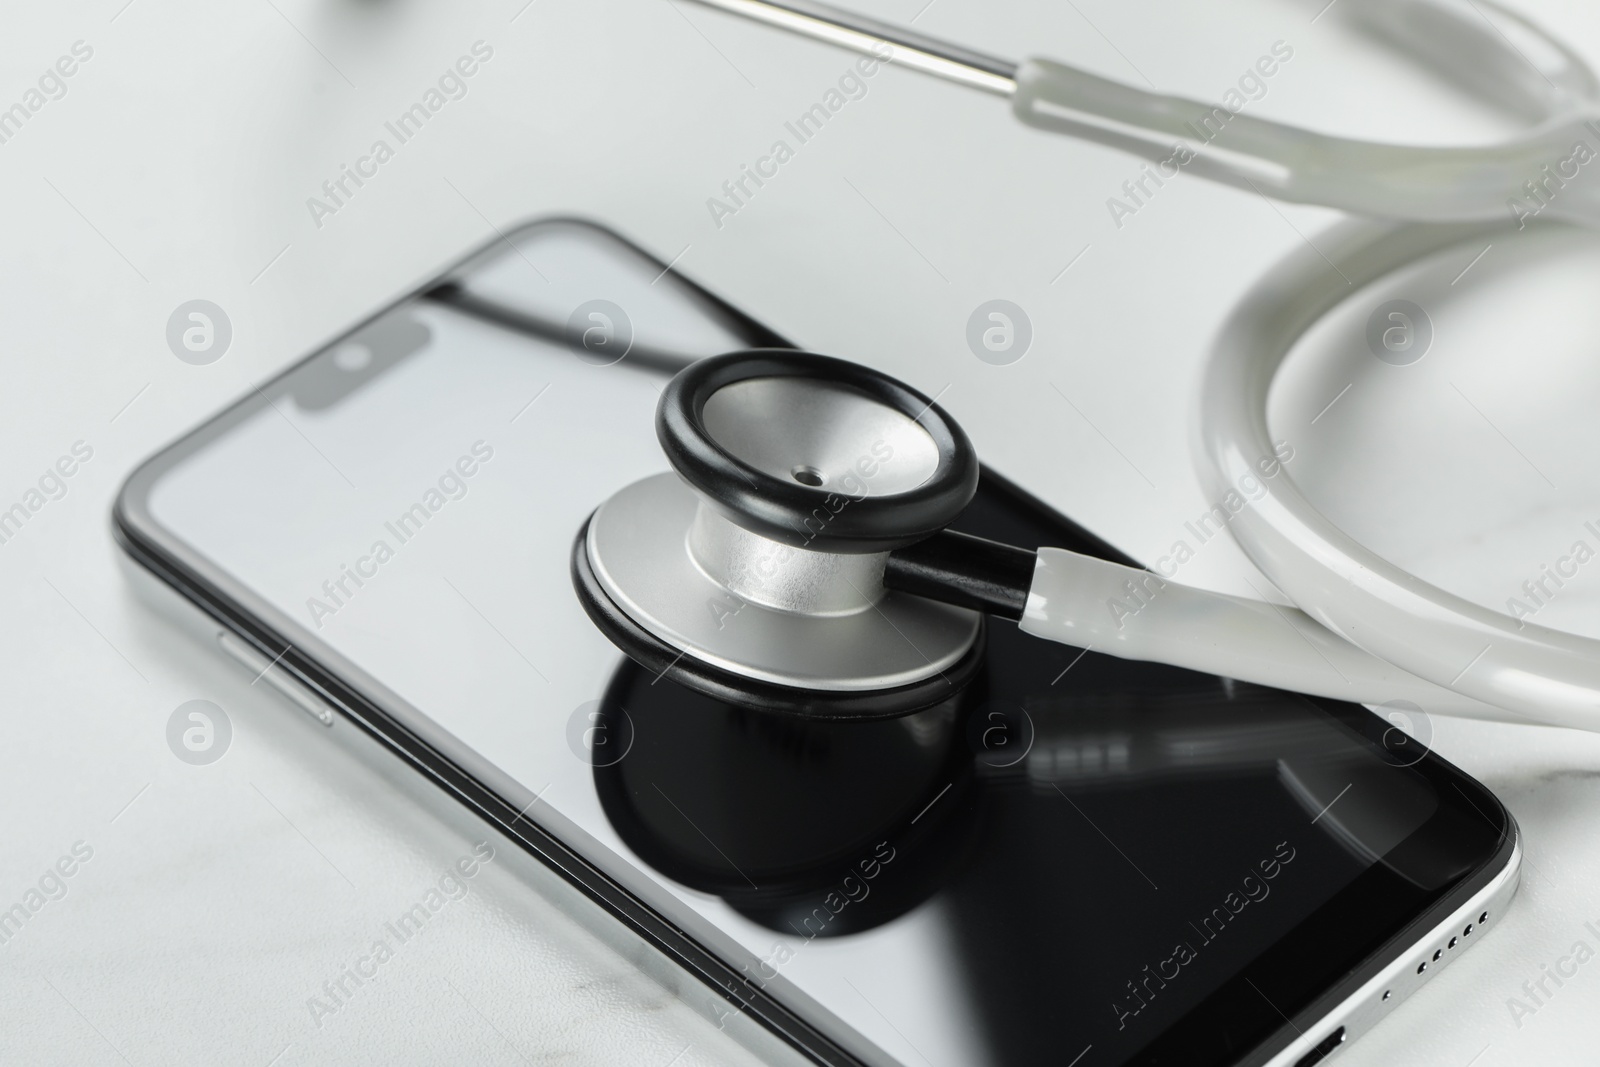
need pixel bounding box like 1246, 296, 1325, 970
1017, 544, 1519, 722
1014, 223, 1572, 729
683, 0, 1600, 730
690, 0, 1600, 225
1200, 219, 1600, 731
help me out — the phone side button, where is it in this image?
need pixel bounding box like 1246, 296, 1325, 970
216, 631, 336, 727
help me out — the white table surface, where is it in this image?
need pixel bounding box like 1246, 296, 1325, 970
5, 0, 1600, 1063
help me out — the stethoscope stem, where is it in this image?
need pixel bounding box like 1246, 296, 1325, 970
884, 530, 1035, 621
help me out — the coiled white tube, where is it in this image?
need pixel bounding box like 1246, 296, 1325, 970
1197, 221, 1600, 731
1021, 221, 1600, 731
1021, 0, 1600, 732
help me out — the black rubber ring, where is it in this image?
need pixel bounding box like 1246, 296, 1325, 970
571, 514, 986, 720
657, 350, 979, 552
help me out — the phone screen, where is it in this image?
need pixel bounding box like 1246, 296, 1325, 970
118, 221, 1508, 1067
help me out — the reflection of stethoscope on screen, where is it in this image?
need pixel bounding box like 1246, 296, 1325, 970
574, 0, 1600, 731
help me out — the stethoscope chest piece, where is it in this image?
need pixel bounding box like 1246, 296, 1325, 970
573, 350, 986, 719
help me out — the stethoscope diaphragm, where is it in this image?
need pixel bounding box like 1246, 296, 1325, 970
574, 350, 990, 718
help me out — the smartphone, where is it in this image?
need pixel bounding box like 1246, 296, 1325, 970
114, 219, 1519, 1067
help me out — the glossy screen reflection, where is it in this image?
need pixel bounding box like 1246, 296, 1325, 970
588, 476, 1452, 1065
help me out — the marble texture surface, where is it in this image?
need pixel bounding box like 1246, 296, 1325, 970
3, 0, 1600, 1063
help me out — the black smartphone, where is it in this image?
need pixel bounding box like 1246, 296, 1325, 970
114, 219, 1518, 1067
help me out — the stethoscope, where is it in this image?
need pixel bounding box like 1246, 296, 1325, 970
574, 0, 1600, 730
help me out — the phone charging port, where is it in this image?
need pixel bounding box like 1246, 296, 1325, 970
1293, 1026, 1346, 1067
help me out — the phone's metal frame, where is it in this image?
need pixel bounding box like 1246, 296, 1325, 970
114, 218, 1520, 1067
